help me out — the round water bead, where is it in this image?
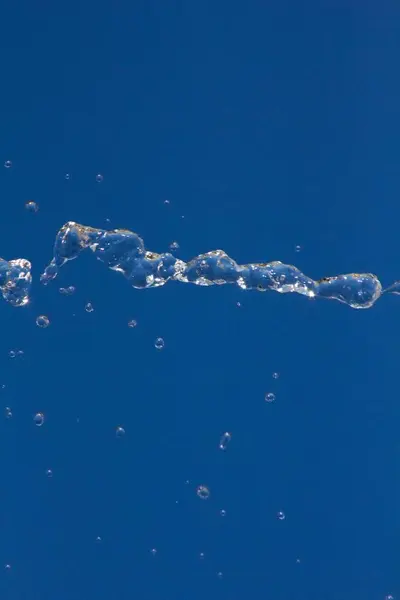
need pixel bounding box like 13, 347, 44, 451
85, 302, 94, 313
196, 485, 210, 500
65, 173, 71, 180
169, 241, 179, 251
295, 245, 302, 252
272, 372, 280, 379
154, 337, 165, 350
277, 510, 286, 521
220, 509, 226, 517
5, 407, 12, 419
34, 412, 45, 426
36, 315, 50, 328
59, 286, 75, 296
4, 160, 12, 168
219, 431, 232, 450
127, 319, 137, 328
45, 468, 53, 478
25, 201, 39, 213
116, 426, 125, 438
265, 392, 276, 403
96, 173, 103, 182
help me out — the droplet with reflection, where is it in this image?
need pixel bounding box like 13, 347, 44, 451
154, 337, 165, 350
34, 412, 45, 426
36, 315, 50, 328
196, 485, 210, 500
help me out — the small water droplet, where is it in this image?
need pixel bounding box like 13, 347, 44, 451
116, 426, 125, 438
196, 485, 210, 500
265, 392, 276, 403
96, 173, 103, 183
25, 201, 39, 213
272, 372, 279, 379
277, 510, 285, 521
85, 302, 94, 313
5, 407, 12, 419
220, 509, 226, 517
169, 241, 179, 251
295, 245, 302, 253
154, 337, 165, 350
36, 315, 50, 328
236, 301, 242, 307
95, 536, 102, 543
164, 199, 170, 205
150, 548, 157, 556
45, 469, 53, 478
34, 412, 45, 427
8, 350, 16, 359
59, 286, 75, 296
65, 173, 71, 180
127, 319, 137, 328
219, 432, 232, 450
4, 564, 11, 571
4, 160, 12, 169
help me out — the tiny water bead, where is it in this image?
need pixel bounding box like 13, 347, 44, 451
65, 173, 71, 180
5, 407, 12, 419
85, 302, 94, 313
34, 412, 45, 426
25, 201, 39, 213
150, 548, 157, 556
154, 337, 165, 350
295, 245, 302, 252
272, 372, 280, 379
45, 468, 53, 478
116, 426, 125, 438
8, 349, 23, 359
277, 511, 286, 521
95, 536, 102, 544
169, 241, 179, 251
59, 286, 75, 296
4, 160, 12, 168
265, 392, 276, 403
36, 315, 50, 328
95, 173, 103, 183
164, 199, 170, 205
220, 509, 227, 517
196, 485, 210, 500
127, 319, 137, 328
219, 431, 232, 450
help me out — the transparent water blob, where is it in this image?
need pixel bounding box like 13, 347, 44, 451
127, 319, 137, 328
85, 302, 94, 313
220, 509, 226, 517
65, 173, 71, 180
150, 548, 157, 556
199, 552, 205, 559
5, 407, 12, 419
277, 510, 285, 521
95, 173, 103, 183
59, 286, 75, 296
265, 392, 276, 403
219, 432, 232, 450
4, 160, 12, 168
25, 201, 39, 213
196, 485, 210, 500
272, 372, 280, 379
236, 301, 242, 307
95, 536, 102, 544
154, 337, 165, 350
169, 241, 179, 251
295, 245, 302, 252
116, 426, 125, 438
4, 564, 11, 570
33, 412, 45, 426
45, 468, 53, 478
8, 350, 16, 358
217, 572, 223, 579
36, 315, 50, 328
164, 199, 170, 205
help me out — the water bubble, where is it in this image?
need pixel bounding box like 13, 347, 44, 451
217, 572, 223, 579
65, 173, 71, 180
154, 337, 165, 350
199, 552, 205, 559
127, 319, 137, 328
59, 286, 75, 296
5, 407, 12, 419
236, 301, 242, 307
25, 201, 39, 213
385, 596, 394, 600
8, 350, 16, 358
4, 160, 12, 168
95, 536, 102, 544
277, 510, 285, 521
45, 468, 53, 478
169, 241, 179, 251
36, 315, 50, 328
96, 174, 103, 183
116, 426, 125, 438
150, 548, 157, 556
4, 564, 11, 570
220, 509, 226, 517
33, 412, 45, 427
164, 199, 170, 205
85, 302, 94, 313
295, 245, 302, 252
219, 432, 232, 450
196, 485, 210, 500
272, 372, 280, 379
265, 392, 276, 403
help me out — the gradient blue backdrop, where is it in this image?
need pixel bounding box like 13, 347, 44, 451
0, 1, 398, 599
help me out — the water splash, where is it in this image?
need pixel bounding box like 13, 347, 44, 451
0, 257, 32, 307
37, 221, 392, 310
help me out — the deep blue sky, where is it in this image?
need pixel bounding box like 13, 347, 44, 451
0, 2, 399, 599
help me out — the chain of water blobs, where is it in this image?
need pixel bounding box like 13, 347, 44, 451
1, 220, 399, 309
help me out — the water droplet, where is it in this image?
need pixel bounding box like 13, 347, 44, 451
169, 241, 179, 251
150, 548, 157, 556
277, 510, 285, 521
116, 426, 125, 438
265, 392, 276, 403
219, 432, 232, 450
8, 350, 16, 358
385, 596, 394, 600
85, 302, 94, 313
199, 552, 205, 559
164, 200, 170, 205
95, 536, 102, 544
36, 315, 50, 328
220, 509, 226, 517
59, 286, 75, 296
196, 485, 210, 500
236, 301, 242, 307
272, 372, 279, 379
154, 337, 165, 350
127, 319, 137, 328
96, 173, 103, 183
217, 572, 223, 579
33, 412, 45, 427
65, 173, 71, 180
5, 407, 12, 419
295, 245, 302, 253
25, 201, 39, 213
4, 564, 11, 570
45, 468, 53, 478
4, 160, 12, 169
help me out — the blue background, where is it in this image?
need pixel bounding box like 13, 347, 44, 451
0, 1, 398, 599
